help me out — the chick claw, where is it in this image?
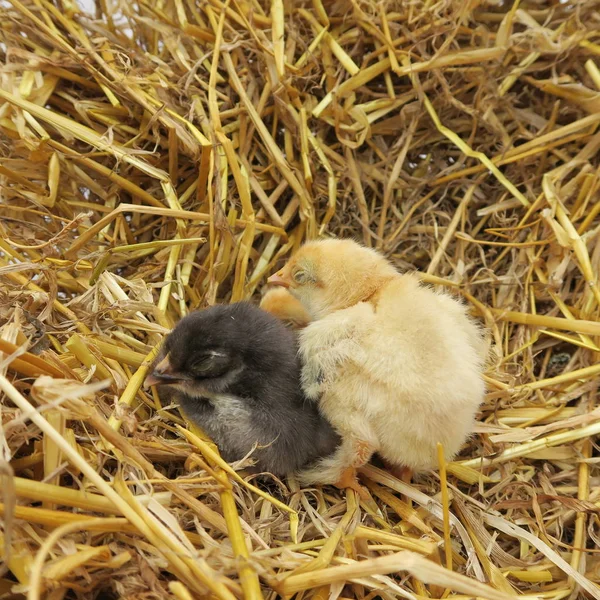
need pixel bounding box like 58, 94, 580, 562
334, 467, 370, 500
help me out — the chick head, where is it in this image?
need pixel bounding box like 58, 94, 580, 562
145, 305, 248, 398
268, 238, 397, 318
259, 288, 312, 329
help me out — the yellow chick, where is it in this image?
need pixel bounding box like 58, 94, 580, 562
268, 238, 487, 496
259, 288, 312, 329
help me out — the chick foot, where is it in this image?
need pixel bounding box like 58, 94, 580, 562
335, 466, 369, 500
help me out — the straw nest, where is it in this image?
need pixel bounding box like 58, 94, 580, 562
1, 0, 600, 598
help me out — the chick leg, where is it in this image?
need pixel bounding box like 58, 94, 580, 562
383, 460, 413, 483
336, 466, 369, 500
381, 459, 413, 505
298, 436, 376, 492
331, 438, 376, 498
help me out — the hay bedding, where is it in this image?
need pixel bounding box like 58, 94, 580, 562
0, 0, 600, 597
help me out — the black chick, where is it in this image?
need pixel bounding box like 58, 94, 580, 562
145, 302, 340, 476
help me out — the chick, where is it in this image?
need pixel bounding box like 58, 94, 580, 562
259, 288, 312, 329
268, 238, 486, 495
145, 302, 339, 476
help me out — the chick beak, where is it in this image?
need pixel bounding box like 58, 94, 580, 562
145, 355, 180, 388
268, 270, 289, 288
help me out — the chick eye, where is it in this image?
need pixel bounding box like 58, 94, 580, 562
189, 351, 229, 377
189, 356, 213, 374
293, 269, 308, 284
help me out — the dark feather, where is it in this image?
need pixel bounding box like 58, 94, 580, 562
152, 302, 339, 475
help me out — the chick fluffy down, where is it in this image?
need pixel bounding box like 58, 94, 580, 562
298, 273, 486, 484
259, 288, 311, 329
